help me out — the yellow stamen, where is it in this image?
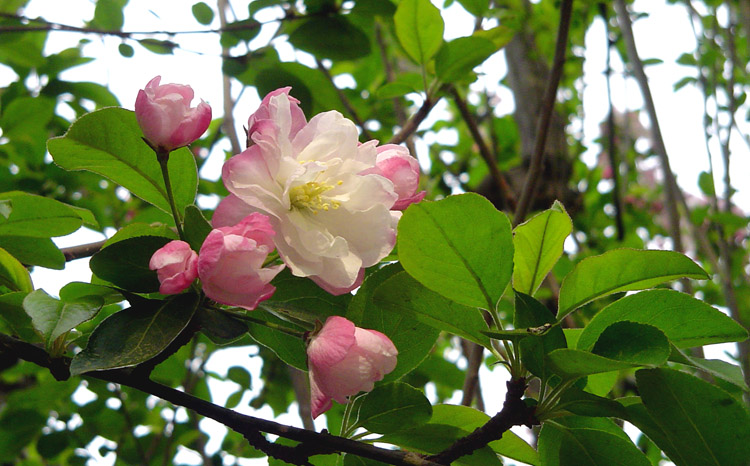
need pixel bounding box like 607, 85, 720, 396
289, 181, 341, 214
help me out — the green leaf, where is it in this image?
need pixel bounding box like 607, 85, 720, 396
456, 0, 489, 16
47, 108, 198, 215
538, 416, 635, 466
669, 346, 749, 391
379, 424, 502, 466
0, 192, 83, 238
557, 249, 708, 319
398, 193, 513, 309
0, 292, 38, 342
513, 201, 572, 295
576, 289, 747, 351
70, 293, 199, 375
92, 0, 125, 30
435, 36, 497, 82
347, 263, 439, 382
514, 292, 566, 380
90, 235, 172, 292
375, 73, 423, 99
118, 43, 134, 57
0, 236, 65, 269
102, 222, 177, 247
394, 0, 444, 65
548, 322, 670, 379
288, 16, 370, 61
356, 382, 432, 434
192, 2, 214, 25
373, 271, 491, 347
183, 205, 213, 252
246, 309, 307, 370
637, 368, 750, 466
556, 427, 652, 466
22, 289, 103, 351
138, 38, 177, 54
59, 282, 123, 305
0, 246, 32, 292
220, 18, 262, 47
473, 25, 515, 48
428, 404, 539, 465
195, 307, 248, 344
698, 171, 715, 197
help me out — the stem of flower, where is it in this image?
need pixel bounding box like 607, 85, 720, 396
157, 149, 185, 240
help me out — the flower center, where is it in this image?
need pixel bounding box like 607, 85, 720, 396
289, 181, 341, 214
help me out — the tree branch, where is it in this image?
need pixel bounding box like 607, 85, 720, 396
513, 0, 574, 226
315, 58, 373, 141
218, 0, 243, 156
388, 96, 440, 145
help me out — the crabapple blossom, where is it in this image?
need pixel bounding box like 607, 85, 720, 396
306, 316, 398, 418
214, 88, 400, 294
367, 144, 426, 210
149, 240, 198, 295
135, 76, 212, 153
197, 213, 284, 310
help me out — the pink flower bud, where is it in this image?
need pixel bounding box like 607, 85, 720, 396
135, 76, 212, 153
372, 144, 426, 210
198, 213, 284, 310
149, 240, 198, 295
247, 87, 307, 146
307, 316, 398, 419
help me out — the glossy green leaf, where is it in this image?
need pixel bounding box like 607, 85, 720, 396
0, 192, 83, 238
557, 249, 708, 319
0, 236, 64, 269
183, 205, 213, 252
428, 404, 539, 465
637, 368, 750, 466
247, 309, 308, 370
514, 292, 566, 380
538, 416, 634, 466
577, 289, 747, 351
346, 264, 438, 382
356, 382, 431, 434
435, 36, 497, 82
398, 193, 513, 309
70, 293, 199, 375
102, 222, 177, 247
379, 424, 502, 466
195, 307, 248, 344
394, 0, 444, 65
513, 201, 572, 295
90, 235, 172, 292
557, 427, 651, 466
47, 107, 198, 215
0, 292, 37, 342
373, 271, 491, 347
548, 322, 670, 379
669, 346, 749, 391
59, 282, 123, 305
23, 289, 103, 350
288, 16, 370, 61
0, 246, 32, 292
192, 2, 214, 25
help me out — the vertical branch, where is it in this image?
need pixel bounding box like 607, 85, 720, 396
513, 0, 574, 226
315, 58, 373, 140
288, 366, 315, 430
460, 341, 485, 408
218, 0, 242, 155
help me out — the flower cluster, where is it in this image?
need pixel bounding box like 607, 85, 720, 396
142, 82, 413, 418
213, 87, 425, 294
149, 213, 284, 310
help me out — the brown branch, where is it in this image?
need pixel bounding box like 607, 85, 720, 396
388, 96, 440, 145
315, 59, 373, 141
0, 332, 444, 466
460, 341, 485, 408
61, 239, 107, 262
218, 0, 243, 155
449, 86, 516, 211
427, 378, 537, 465
512, 0, 574, 226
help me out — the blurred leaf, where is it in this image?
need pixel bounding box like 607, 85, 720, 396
192, 2, 214, 25
375, 73, 423, 99
456, 0, 488, 16
288, 16, 370, 61
513, 201, 572, 295
356, 382, 432, 434
0, 409, 47, 462
92, 0, 126, 30
698, 171, 716, 197
577, 289, 747, 351
138, 38, 177, 54
0, 291, 37, 341
118, 42, 134, 57
435, 36, 497, 82
36, 431, 70, 459
557, 249, 708, 320
90, 235, 172, 292
70, 293, 199, 375
23, 289, 103, 351
394, 0, 444, 65
637, 368, 750, 466
669, 346, 749, 391
220, 18, 261, 47
0, 246, 32, 292
398, 193, 513, 309
48, 108, 199, 216
183, 205, 213, 252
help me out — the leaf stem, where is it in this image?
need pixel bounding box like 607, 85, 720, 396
216, 308, 306, 338
157, 150, 185, 240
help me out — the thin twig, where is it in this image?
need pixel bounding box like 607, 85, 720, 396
513, 0, 574, 226
449, 86, 516, 210
61, 239, 107, 261
388, 96, 440, 145
460, 341, 485, 408
218, 0, 243, 155
315, 59, 373, 140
